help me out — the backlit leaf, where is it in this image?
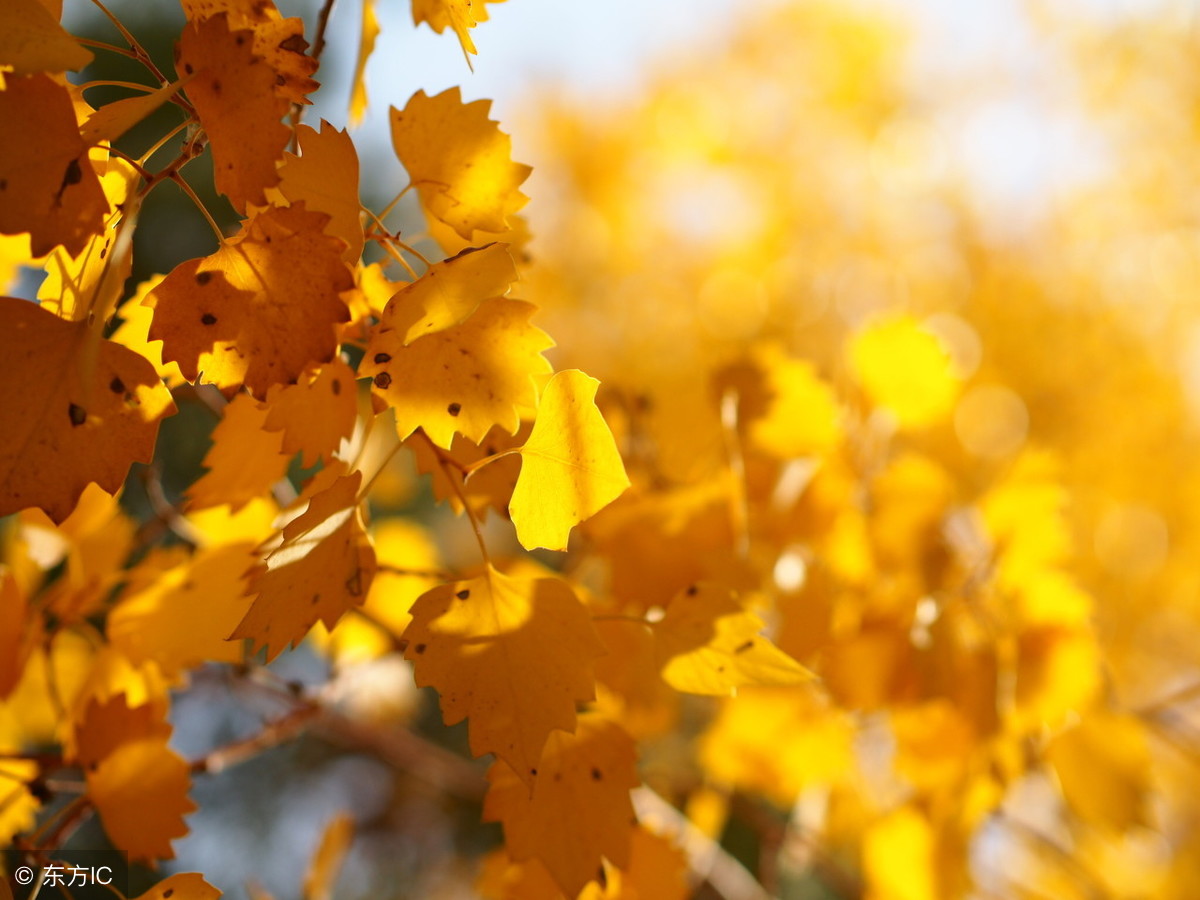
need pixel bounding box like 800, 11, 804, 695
0, 297, 176, 523
147, 204, 353, 396
509, 369, 631, 551
390, 88, 531, 239
232, 472, 377, 661
0, 0, 92, 75
132, 874, 221, 900
276, 121, 364, 265
403, 566, 604, 783
187, 393, 290, 511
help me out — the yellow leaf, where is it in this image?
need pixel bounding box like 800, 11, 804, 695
509, 369, 631, 551
303, 813, 354, 900
37, 157, 139, 322
411, 0, 503, 56
79, 79, 187, 146
187, 393, 290, 512
0, 74, 108, 257
348, 0, 379, 124
390, 88, 531, 239
402, 566, 604, 783
363, 297, 552, 449
0, 297, 176, 523
653, 583, 811, 696
848, 314, 959, 429
147, 204, 353, 396
483, 715, 638, 898
378, 243, 518, 346
108, 543, 257, 680
263, 358, 359, 468
1046, 713, 1150, 832
277, 121, 364, 265
0, 759, 39, 845
131, 874, 222, 900
232, 472, 377, 661
110, 279, 186, 388
0, 0, 92, 75
0, 569, 40, 699
87, 736, 195, 862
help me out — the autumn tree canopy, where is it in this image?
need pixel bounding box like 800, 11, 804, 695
2, 1, 1200, 898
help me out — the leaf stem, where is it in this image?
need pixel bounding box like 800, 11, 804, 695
377, 182, 413, 221
461, 447, 520, 480
169, 171, 225, 244
419, 431, 491, 565
79, 79, 158, 93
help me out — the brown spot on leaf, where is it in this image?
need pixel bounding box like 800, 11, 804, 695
331, 378, 341, 395
109, 377, 125, 394
456, 589, 470, 600
591, 767, 602, 781
374, 372, 392, 389
201, 313, 217, 325
415, 643, 427, 654
68, 403, 86, 426
184, 63, 194, 74
735, 639, 755, 654
447, 402, 462, 416
196, 270, 213, 285
279, 34, 309, 53
373, 352, 391, 364
686, 584, 698, 596
345, 569, 364, 596
311, 594, 320, 605
163, 890, 174, 899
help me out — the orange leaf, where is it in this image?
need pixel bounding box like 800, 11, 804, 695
232, 472, 376, 661
0, 297, 176, 523
483, 715, 638, 897
175, 14, 292, 212
147, 204, 353, 397
0, 74, 107, 257
276, 122, 364, 265
187, 393, 290, 511
403, 566, 604, 783
0, 0, 92, 75
131, 874, 221, 900
263, 358, 359, 468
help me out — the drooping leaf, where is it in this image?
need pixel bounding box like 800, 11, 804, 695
232, 472, 377, 661
109, 279, 186, 388
0, 0, 92, 75
652, 583, 811, 696
0, 297, 176, 523
276, 121, 364, 265
147, 204, 353, 397
348, 0, 379, 123
181, 0, 319, 104
79, 79, 187, 146
175, 13, 292, 212
377, 243, 517, 345
411, 0, 503, 57
0, 74, 108, 257
187, 393, 290, 511
509, 369, 631, 551
402, 566, 604, 783
390, 87, 531, 239
363, 297, 552, 449
483, 714, 638, 897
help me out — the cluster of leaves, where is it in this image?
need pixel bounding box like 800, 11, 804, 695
515, 3, 1200, 897
0, 1, 820, 898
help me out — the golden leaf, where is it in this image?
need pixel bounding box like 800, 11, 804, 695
147, 204, 353, 396
187, 393, 290, 511
411, 0, 503, 57
276, 121, 364, 265
263, 358, 359, 468
0, 74, 107, 257
652, 583, 811, 696
0, 0, 92, 75
377, 243, 518, 346
131, 874, 222, 900
0, 297, 176, 523
403, 566, 604, 783
363, 297, 552, 449
390, 88, 531, 239
232, 472, 377, 661
483, 715, 638, 898
509, 369, 631, 551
